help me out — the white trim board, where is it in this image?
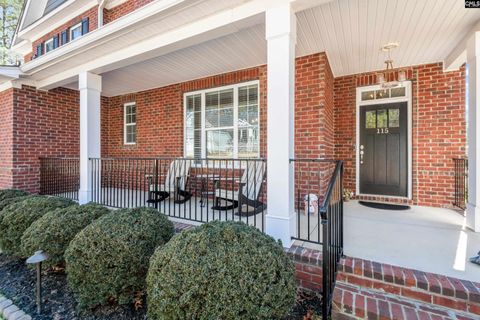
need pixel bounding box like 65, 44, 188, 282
355, 81, 413, 200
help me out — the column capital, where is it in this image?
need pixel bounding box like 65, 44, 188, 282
78, 72, 102, 92
265, 3, 296, 41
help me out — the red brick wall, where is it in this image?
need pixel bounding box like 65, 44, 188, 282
334, 63, 466, 207
25, 6, 98, 63
0, 89, 15, 189
104, 0, 155, 24
10, 86, 80, 193
101, 65, 268, 158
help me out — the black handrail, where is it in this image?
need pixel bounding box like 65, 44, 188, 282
320, 161, 344, 319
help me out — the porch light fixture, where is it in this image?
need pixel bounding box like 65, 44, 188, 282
376, 42, 406, 88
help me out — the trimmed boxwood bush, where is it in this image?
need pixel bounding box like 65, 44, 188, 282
0, 195, 37, 220
146, 221, 296, 320
65, 207, 174, 309
0, 189, 28, 203
20, 202, 111, 267
0, 196, 75, 255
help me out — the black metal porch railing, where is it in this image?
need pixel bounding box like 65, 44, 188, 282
290, 158, 344, 319
39, 157, 79, 200
453, 158, 468, 210
89, 157, 266, 231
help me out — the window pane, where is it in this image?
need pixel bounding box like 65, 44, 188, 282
206, 129, 233, 158
205, 92, 219, 110
219, 108, 233, 127
248, 85, 258, 104
375, 89, 389, 99
247, 105, 258, 126
71, 26, 82, 40
126, 125, 136, 143
377, 109, 387, 128
238, 128, 259, 158
219, 89, 233, 108
389, 109, 400, 127
361, 91, 375, 101
390, 87, 406, 97
205, 110, 218, 128
45, 40, 54, 53
239, 87, 248, 106
366, 110, 376, 128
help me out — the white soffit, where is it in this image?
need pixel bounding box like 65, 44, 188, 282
297, 0, 480, 76
65, 0, 480, 96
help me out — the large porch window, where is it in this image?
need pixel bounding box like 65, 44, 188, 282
184, 81, 259, 158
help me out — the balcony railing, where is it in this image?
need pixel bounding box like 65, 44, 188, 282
453, 158, 468, 210
39, 156, 344, 318
89, 157, 267, 231
39, 157, 79, 200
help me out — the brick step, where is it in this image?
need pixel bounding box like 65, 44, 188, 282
338, 257, 480, 314
333, 281, 479, 320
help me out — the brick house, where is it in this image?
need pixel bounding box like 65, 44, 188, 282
1, 1, 480, 318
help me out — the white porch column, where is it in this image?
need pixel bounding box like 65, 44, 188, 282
78, 72, 102, 204
265, 3, 296, 247
467, 32, 480, 232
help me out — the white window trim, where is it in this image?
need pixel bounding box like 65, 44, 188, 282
70, 22, 82, 42
124, 102, 136, 145
44, 37, 55, 53
355, 81, 412, 200
183, 80, 260, 159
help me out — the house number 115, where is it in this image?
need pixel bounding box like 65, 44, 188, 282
377, 128, 389, 134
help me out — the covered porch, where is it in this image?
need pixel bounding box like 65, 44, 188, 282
15, 0, 480, 281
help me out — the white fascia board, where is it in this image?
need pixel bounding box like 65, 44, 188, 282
105, 0, 129, 10
11, 40, 31, 56
0, 66, 23, 79
444, 19, 480, 72
21, 0, 188, 74
16, 0, 98, 45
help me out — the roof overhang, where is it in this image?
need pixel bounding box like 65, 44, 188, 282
20, 0, 327, 91
12, 0, 98, 56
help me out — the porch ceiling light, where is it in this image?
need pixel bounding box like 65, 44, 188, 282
376, 42, 406, 88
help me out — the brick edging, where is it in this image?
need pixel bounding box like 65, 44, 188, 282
337, 256, 480, 316
0, 294, 32, 320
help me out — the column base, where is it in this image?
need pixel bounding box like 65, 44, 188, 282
78, 189, 92, 205
265, 211, 297, 248
466, 203, 480, 232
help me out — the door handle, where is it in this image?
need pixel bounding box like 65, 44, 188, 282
360, 145, 364, 164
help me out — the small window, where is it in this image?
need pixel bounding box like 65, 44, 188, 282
375, 89, 389, 99
361, 90, 375, 101
389, 109, 400, 128
377, 109, 388, 128
124, 103, 136, 145
390, 87, 406, 98
70, 22, 82, 41
45, 38, 55, 53
366, 111, 376, 128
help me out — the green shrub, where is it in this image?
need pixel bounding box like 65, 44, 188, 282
0, 196, 75, 255
65, 207, 174, 309
0, 189, 29, 203
21, 203, 110, 267
0, 195, 37, 221
146, 221, 296, 320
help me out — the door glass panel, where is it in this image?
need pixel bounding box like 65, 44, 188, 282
377, 109, 387, 128
375, 89, 389, 99
390, 87, 406, 97
361, 91, 375, 101
366, 110, 376, 128
389, 109, 400, 127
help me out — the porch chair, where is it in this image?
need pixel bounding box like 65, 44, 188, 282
147, 159, 192, 204
212, 161, 266, 216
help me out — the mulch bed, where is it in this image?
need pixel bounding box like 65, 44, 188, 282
0, 254, 322, 320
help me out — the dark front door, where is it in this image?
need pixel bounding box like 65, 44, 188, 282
359, 102, 408, 197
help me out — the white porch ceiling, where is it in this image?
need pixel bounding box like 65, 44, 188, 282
64, 0, 480, 96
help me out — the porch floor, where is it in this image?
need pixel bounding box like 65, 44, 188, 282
296, 200, 480, 282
